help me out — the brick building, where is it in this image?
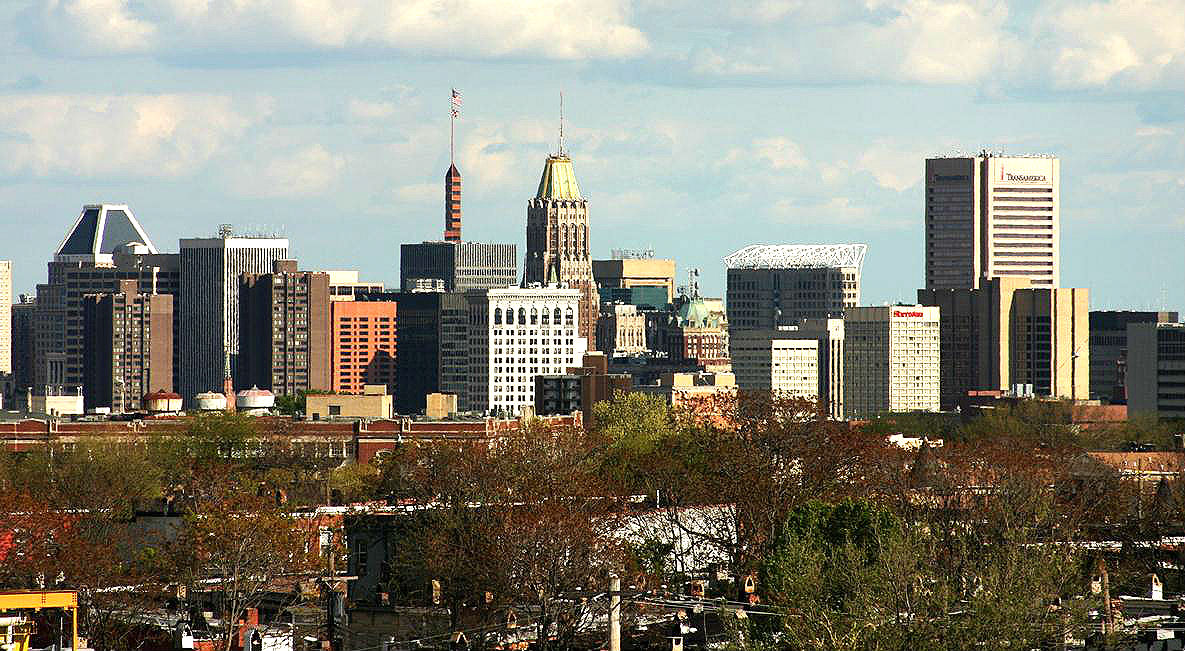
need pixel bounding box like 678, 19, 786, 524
331, 300, 396, 395
238, 261, 330, 396
82, 280, 173, 412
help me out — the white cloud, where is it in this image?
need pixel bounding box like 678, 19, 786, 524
856, 141, 928, 191
1033, 0, 1185, 90
721, 137, 807, 170
347, 99, 397, 122
230, 144, 346, 198
25, 0, 649, 60
0, 93, 269, 178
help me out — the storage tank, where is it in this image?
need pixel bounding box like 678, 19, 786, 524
194, 391, 228, 411
236, 386, 275, 412
144, 390, 183, 414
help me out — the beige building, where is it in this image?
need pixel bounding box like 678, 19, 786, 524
592, 258, 676, 304
729, 318, 844, 418
918, 277, 1088, 408
0, 261, 10, 375
637, 371, 737, 408
925, 154, 1059, 290
844, 306, 941, 418
597, 303, 647, 356
1125, 322, 1185, 419
730, 331, 820, 400
306, 384, 393, 420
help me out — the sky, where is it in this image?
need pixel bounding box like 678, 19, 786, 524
0, 0, 1182, 309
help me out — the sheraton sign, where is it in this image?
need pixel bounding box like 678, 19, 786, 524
893, 310, 924, 318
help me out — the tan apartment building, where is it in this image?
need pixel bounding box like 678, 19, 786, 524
925, 154, 1059, 290
730, 330, 820, 402
918, 277, 1088, 408
238, 261, 331, 396
81, 280, 173, 412
844, 306, 941, 418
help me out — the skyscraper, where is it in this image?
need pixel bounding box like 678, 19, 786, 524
400, 241, 517, 292
724, 244, 865, 330
35, 205, 179, 390
238, 261, 331, 396
925, 153, 1060, 290
82, 280, 173, 412
523, 153, 598, 347
179, 228, 289, 401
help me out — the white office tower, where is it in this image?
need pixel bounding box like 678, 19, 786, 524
0, 261, 10, 375
465, 286, 585, 416
844, 306, 940, 418
179, 229, 289, 402
730, 331, 820, 399
925, 153, 1059, 290
729, 318, 844, 419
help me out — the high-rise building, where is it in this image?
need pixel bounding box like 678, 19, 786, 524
728, 318, 844, 419
400, 241, 517, 292
730, 331, 820, 401
592, 257, 676, 305
925, 154, 1059, 290
523, 153, 598, 348
0, 260, 11, 375
444, 163, 462, 242
82, 280, 173, 412
918, 278, 1089, 407
35, 205, 179, 390
465, 286, 585, 415
331, 300, 397, 395
179, 229, 289, 401
10, 296, 35, 394
389, 291, 469, 414
843, 306, 941, 418
725, 244, 865, 329
1126, 322, 1185, 419
1089, 311, 1177, 403
238, 261, 330, 396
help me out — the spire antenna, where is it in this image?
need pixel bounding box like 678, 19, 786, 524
558, 91, 565, 156
449, 87, 462, 163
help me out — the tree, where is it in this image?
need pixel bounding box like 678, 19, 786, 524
162, 478, 322, 651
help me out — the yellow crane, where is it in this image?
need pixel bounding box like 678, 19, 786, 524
0, 591, 79, 651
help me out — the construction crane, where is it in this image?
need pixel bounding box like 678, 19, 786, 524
0, 591, 79, 651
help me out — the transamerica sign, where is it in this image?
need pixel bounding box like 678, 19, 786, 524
995, 159, 1053, 184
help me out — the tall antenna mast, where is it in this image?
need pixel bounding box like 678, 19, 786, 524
450, 88, 462, 163
558, 91, 565, 155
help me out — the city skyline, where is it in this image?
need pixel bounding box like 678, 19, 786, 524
0, 1, 1181, 311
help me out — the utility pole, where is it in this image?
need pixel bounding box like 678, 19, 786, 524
609, 575, 621, 651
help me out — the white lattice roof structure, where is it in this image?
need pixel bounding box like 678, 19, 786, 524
723, 244, 867, 270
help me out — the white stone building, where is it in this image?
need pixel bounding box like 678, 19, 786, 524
465, 286, 586, 415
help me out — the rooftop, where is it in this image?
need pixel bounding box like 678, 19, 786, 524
535, 155, 582, 200
55, 204, 158, 259
724, 244, 867, 270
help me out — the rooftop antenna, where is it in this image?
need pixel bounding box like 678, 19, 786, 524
558, 91, 565, 156
449, 88, 462, 164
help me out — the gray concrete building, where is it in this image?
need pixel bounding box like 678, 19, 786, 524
179, 229, 289, 401
1126, 322, 1185, 419
725, 244, 864, 329
400, 241, 517, 292
1089, 311, 1177, 403
925, 153, 1059, 290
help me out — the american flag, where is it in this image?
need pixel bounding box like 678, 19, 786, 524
450, 88, 461, 118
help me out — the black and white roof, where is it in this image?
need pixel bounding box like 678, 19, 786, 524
54, 204, 158, 259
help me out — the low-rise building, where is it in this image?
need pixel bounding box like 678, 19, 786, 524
306, 385, 394, 420
729, 330, 820, 401
597, 303, 648, 357
534, 353, 633, 429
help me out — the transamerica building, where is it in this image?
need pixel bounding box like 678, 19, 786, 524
925, 153, 1059, 290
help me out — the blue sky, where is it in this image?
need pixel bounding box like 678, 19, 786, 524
1, 1, 1182, 308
